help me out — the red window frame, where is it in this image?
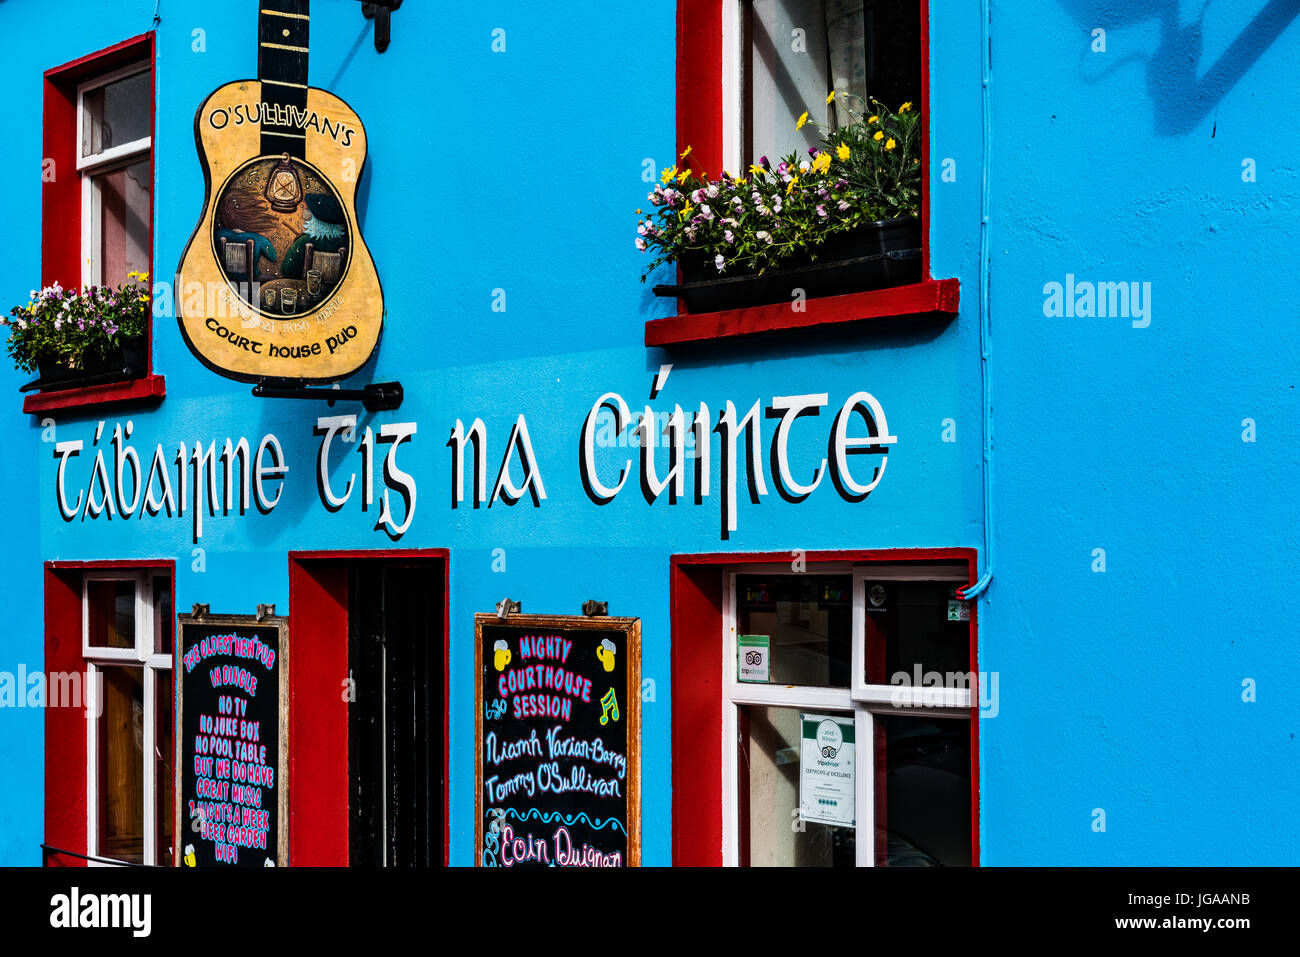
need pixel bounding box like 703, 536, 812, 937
649, 1, 959, 347
31, 32, 165, 414
287, 549, 451, 867
669, 548, 980, 866
43, 559, 175, 867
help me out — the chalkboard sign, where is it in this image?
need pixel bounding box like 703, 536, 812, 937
175, 613, 289, 867
475, 614, 641, 867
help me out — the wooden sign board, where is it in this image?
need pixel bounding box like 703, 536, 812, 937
175, 613, 289, 867
475, 614, 641, 867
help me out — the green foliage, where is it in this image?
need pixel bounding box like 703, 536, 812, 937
636, 97, 921, 279
4, 274, 151, 373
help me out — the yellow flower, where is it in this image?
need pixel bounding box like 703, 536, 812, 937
868, 115, 879, 124
786, 175, 799, 194
680, 145, 693, 159
660, 165, 678, 185
885, 138, 896, 150
825, 90, 837, 104
127, 271, 140, 280
749, 164, 765, 177
139, 294, 149, 302
836, 142, 850, 161
679, 168, 692, 182
812, 152, 832, 175
138, 272, 148, 282
795, 110, 809, 130
636, 209, 642, 214
873, 130, 884, 141
899, 101, 913, 113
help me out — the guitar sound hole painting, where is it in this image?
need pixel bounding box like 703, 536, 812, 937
212, 154, 351, 316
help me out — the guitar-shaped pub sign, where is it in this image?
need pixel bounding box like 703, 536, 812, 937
177, 0, 383, 382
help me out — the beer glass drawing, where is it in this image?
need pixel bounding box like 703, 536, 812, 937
306, 269, 322, 298
281, 288, 298, 315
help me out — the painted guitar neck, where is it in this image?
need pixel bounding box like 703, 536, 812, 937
258, 0, 311, 158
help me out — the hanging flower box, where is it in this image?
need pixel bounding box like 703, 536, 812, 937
638, 98, 922, 317
655, 216, 920, 314
6, 274, 151, 392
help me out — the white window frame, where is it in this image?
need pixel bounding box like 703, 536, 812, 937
721, 561, 971, 867
83, 569, 172, 867
76, 60, 152, 288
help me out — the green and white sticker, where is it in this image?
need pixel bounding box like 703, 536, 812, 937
738, 635, 770, 683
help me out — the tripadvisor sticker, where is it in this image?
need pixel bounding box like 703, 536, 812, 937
800, 714, 855, 828
738, 635, 770, 683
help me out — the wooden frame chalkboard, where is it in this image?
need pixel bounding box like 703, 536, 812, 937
175, 613, 289, 867
475, 614, 641, 867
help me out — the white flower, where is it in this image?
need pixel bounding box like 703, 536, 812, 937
732, 196, 743, 207
799, 161, 810, 172
637, 224, 648, 236
706, 184, 720, 198
724, 230, 735, 243
635, 237, 647, 251
700, 204, 713, 220
756, 230, 772, 244
837, 199, 851, 211
714, 254, 726, 271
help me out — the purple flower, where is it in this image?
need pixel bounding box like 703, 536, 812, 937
714, 254, 726, 272
816, 205, 828, 218
759, 155, 769, 167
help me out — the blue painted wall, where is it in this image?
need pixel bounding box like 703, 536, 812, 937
0, 0, 1293, 866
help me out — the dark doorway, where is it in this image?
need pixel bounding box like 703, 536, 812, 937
347, 562, 443, 866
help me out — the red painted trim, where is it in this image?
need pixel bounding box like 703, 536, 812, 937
46, 559, 172, 570
286, 558, 351, 866
670, 560, 725, 866
645, 278, 959, 347
287, 549, 451, 867
669, 547, 980, 867
23, 374, 165, 414
43, 559, 176, 868
677, 0, 724, 180
38, 33, 159, 410
44, 568, 86, 866
289, 548, 449, 562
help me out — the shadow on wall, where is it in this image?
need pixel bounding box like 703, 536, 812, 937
1058, 0, 1300, 135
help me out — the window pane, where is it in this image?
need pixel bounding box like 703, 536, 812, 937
156, 669, 174, 866
747, 1, 921, 164
742, 705, 855, 866
749, 0, 831, 161
95, 159, 151, 288
153, 576, 172, 656
87, 580, 136, 649
863, 580, 970, 685
737, 574, 850, 687
97, 666, 145, 864
82, 69, 151, 156
874, 715, 970, 866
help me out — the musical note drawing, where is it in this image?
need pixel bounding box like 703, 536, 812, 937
599, 688, 620, 725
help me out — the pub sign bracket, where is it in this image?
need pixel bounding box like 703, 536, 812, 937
360, 0, 402, 53
252, 378, 404, 412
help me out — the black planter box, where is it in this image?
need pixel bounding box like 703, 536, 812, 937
655, 216, 921, 314
31, 336, 147, 393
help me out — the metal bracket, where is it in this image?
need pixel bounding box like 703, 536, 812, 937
252, 378, 404, 412
582, 600, 608, 617
361, 0, 402, 53
192, 603, 210, 618
256, 603, 276, 621
496, 598, 521, 621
